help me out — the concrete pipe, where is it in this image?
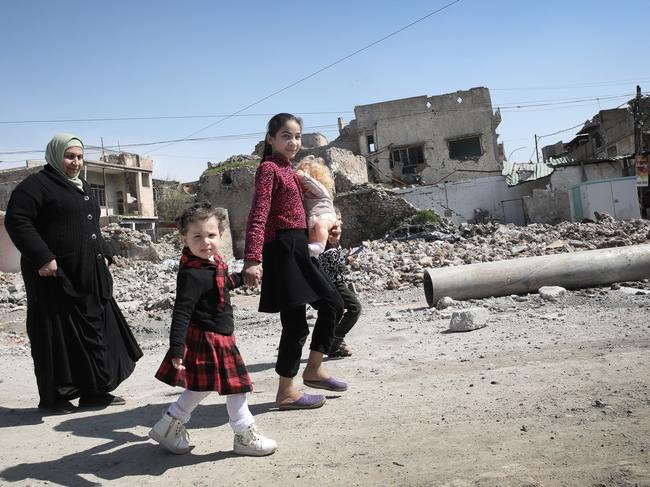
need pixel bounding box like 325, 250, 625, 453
423, 243, 650, 307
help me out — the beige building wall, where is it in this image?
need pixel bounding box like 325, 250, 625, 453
355, 87, 502, 185
84, 160, 155, 218
0, 213, 21, 272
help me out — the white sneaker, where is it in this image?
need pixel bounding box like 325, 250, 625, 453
233, 423, 277, 456
149, 413, 192, 454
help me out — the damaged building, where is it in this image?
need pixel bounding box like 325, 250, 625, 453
347, 87, 504, 185
0, 152, 158, 272
178, 89, 649, 254
542, 96, 650, 162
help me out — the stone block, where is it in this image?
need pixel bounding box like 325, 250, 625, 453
538, 286, 567, 301
449, 307, 489, 332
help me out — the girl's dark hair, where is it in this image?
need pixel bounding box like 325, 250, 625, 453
177, 202, 221, 234
261, 113, 303, 160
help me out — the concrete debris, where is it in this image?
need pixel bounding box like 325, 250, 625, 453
538, 286, 567, 301
436, 296, 456, 310
449, 307, 489, 332
101, 224, 176, 261
0, 273, 25, 306
342, 215, 650, 293
336, 185, 418, 247
1, 214, 649, 316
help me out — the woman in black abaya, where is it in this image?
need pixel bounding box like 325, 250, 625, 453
5, 133, 143, 413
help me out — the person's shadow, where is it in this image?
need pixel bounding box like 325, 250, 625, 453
246, 358, 307, 373
0, 400, 275, 486
0, 406, 46, 428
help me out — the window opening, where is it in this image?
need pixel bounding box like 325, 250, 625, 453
391, 146, 424, 174
448, 136, 482, 159
366, 133, 376, 153
90, 184, 106, 206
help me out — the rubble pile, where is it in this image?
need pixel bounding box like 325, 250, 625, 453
0, 272, 25, 308
345, 217, 650, 292
155, 231, 183, 260
108, 258, 178, 315
101, 224, 179, 261
1, 216, 648, 316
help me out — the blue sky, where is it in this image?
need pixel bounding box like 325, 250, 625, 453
1, 0, 648, 181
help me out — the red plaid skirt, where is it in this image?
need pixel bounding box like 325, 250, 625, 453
155, 325, 252, 394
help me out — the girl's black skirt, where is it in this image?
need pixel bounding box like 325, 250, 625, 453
258, 229, 336, 313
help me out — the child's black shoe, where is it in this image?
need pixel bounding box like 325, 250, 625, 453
328, 339, 352, 358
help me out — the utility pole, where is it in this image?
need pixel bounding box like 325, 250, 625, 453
633, 85, 643, 156
631, 85, 649, 218
534, 134, 540, 164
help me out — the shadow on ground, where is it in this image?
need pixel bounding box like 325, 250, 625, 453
0, 400, 275, 486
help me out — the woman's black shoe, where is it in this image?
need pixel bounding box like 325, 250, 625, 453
78, 393, 126, 408
38, 399, 77, 414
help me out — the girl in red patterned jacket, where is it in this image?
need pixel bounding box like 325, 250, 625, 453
149, 203, 276, 456
243, 113, 347, 411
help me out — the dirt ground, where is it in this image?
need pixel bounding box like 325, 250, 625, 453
0, 283, 649, 487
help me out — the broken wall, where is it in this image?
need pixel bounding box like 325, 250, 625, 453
334, 186, 418, 247
355, 88, 502, 186
523, 189, 571, 224
549, 161, 625, 192
393, 176, 546, 225
0, 165, 43, 211
197, 165, 256, 258
0, 212, 21, 272
297, 146, 368, 193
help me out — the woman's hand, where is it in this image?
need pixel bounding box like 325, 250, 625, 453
171, 358, 185, 371
38, 259, 58, 277
242, 260, 263, 288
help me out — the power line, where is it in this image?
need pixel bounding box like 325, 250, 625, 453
2, 91, 640, 126
0, 124, 340, 158
0, 92, 637, 157
492, 77, 650, 91
144, 0, 465, 155
4, 90, 644, 161
102, 124, 339, 150
0, 111, 354, 125
498, 93, 642, 110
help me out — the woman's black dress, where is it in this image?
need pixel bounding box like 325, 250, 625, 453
5, 165, 143, 407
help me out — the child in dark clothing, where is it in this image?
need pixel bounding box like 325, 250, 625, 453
318, 208, 362, 358
149, 202, 276, 456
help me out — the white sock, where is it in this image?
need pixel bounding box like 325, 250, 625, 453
167, 390, 211, 424
226, 393, 255, 433
308, 242, 324, 257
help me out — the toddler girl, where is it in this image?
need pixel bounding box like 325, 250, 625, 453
149, 202, 276, 456
295, 156, 337, 257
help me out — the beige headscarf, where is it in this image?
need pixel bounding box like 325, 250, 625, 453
45, 133, 84, 191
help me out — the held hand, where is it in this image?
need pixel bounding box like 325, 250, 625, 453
242, 261, 263, 288
38, 259, 58, 277
171, 358, 185, 371
346, 253, 358, 265
328, 221, 342, 245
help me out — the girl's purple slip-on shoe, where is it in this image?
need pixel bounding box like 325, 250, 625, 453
278, 393, 326, 410
303, 376, 348, 392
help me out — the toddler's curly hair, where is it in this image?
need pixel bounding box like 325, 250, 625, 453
296, 156, 335, 196
177, 201, 224, 235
